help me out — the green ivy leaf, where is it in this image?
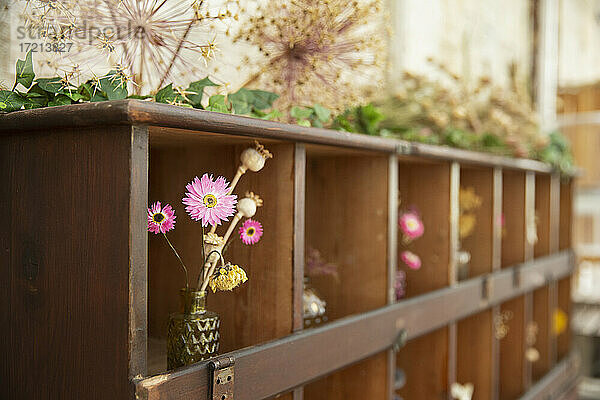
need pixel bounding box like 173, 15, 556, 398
297, 119, 311, 127
99, 71, 128, 100
155, 83, 176, 104
0, 90, 25, 112
228, 88, 253, 114
312, 103, 331, 123
251, 108, 282, 120
36, 77, 64, 94
206, 94, 230, 113
48, 93, 73, 107
15, 50, 35, 89
246, 89, 279, 110
290, 106, 313, 120
186, 77, 217, 108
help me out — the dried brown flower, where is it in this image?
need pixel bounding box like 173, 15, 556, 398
21, 0, 240, 93
235, 0, 387, 113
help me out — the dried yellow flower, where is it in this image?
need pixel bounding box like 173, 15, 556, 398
209, 263, 248, 292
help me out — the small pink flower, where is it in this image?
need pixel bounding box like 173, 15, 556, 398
401, 251, 422, 270
239, 219, 263, 245
399, 211, 424, 240
182, 174, 237, 227
147, 201, 176, 234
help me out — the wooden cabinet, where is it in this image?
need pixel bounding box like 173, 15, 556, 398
0, 100, 577, 400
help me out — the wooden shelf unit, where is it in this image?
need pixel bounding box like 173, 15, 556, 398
0, 100, 577, 400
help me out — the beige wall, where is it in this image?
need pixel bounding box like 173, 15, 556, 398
388, 0, 534, 88
558, 0, 600, 88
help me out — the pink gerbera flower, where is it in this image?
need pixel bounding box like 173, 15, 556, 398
182, 174, 237, 227
401, 250, 422, 270
399, 211, 424, 240
239, 219, 263, 245
147, 201, 176, 234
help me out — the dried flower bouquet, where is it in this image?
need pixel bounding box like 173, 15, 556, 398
147, 140, 272, 293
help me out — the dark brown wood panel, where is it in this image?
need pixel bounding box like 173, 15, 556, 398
304, 150, 389, 400
148, 142, 295, 365
499, 296, 526, 400
559, 181, 573, 251
501, 171, 526, 269
532, 287, 551, 382
397, 328, 449, 399
304, 353, 388, 400
457, 310, 493, 400
535, 175, 551, 258
0, 126, 133, 399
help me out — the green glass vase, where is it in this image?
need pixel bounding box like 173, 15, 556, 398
167, 289, 220, 370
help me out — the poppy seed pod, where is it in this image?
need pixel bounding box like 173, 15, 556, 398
240, 141, 273, 172
237, 197, 258, 218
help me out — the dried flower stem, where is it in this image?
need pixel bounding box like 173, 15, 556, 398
209, 165, 246, 234
202, 212, 242, 289
198, 249, 223, 290
163, 232, 189, 289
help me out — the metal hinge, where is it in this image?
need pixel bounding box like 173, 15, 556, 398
210, 356, 235, 400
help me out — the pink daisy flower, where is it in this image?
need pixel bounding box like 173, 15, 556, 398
147, 201, 176, 234
399, 211, 424, 240
401, 250, 422, 270
182, 174, 237, 227
239, 219, 263, 245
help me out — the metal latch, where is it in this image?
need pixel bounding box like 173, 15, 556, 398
393, 328, 408, 352
210, 356, 235, 400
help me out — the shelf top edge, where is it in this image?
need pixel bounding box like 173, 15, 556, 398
0, 99, 565, 175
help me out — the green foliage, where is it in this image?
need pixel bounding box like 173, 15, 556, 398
290, 104, 332, 127
186, 77, 218, 108
332, 103, 385, 136
206, 95, 230, 113
535, 131, 575, 175
1, 53, 282, 121
228, 88, 280, 117
0, 91, 26, 112
99, 71, 129, 100
15, 50, 34, 89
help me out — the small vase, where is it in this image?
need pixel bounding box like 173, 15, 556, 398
167, 288, 220, 370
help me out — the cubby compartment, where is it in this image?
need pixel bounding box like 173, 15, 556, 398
455, 166, 495, 399
395, 159, 453, 400
557, 179, 573, 362
304, 352, 389, 400
303, 145, 389, 400
457, 166, 494, 280
397, 159, 452, 297
499, 170, 527, 399
531, 174, 555, 381
304, 146, 389, 322
147, 132, 296, 375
